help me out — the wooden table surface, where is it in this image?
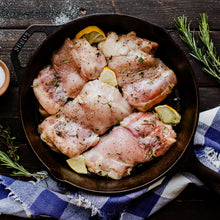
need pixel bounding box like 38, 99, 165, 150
0, 0, 220, 219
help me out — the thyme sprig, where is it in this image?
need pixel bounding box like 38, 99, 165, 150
0, 151, 45, 179
175, 13, 220, 83
0, 125, 46, 179
0, 125, 19, 162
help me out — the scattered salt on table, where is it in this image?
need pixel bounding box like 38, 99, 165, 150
0, 66, 5, 88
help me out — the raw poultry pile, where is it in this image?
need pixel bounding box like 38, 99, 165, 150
32, 27, 179, 179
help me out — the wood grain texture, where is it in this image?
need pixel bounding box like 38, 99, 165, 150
0, 0, 219, 29
0, 0, 220, 219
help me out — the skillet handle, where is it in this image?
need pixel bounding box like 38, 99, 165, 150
184, 145, 220, 196
11, 24, 60, 84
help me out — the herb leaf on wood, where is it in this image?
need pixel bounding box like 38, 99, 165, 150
175, 13, 220, 83
0, 125, 46, 179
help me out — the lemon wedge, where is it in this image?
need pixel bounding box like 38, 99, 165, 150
66, 155, 87, 174
99, 67, 117, 87
155, 104, 181, 125
75, 26, 106, 44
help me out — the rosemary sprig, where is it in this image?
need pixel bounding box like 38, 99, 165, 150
0, 151, 45, 179
198, 13, 220, 70
175, 14, 220, 83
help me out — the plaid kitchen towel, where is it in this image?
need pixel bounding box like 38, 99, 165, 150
0, 106, 219, 220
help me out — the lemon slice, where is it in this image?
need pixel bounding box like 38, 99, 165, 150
99, 67, 117, 87
155, 104, 181, 124
66, 155, 87, 174
75, 26, 106, 44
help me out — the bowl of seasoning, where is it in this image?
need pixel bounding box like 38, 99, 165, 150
0, 60, 10, 96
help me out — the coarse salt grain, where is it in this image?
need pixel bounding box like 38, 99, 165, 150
0, 66, 5, 88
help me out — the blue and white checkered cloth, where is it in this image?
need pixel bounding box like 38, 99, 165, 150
0, 106, 219, 219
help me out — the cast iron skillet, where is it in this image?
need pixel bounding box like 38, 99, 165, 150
11, 14, 220, 194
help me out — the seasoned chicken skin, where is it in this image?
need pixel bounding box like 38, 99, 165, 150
33, 66, 68, 115
121, 112, 176, 158
84, 127, 144, 179
84, 112, 176, 179
98, 31, 159, 87
39, 115, 99, 158
71, 38, 107, 80
52, 38, 107, 82
51, 38, 86, 98
122, 59, 177, 111
61, 80, 132, 135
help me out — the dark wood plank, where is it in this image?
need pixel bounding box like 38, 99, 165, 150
0, 30, 48, 85
199, 87, 220, 111
0, 0, 219, 29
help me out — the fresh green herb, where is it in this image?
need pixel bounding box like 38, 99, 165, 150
46, 74, 61, 87
88, 133, 92, 137
144, 101, 149, 109
146, 152, 153, 159
0, 125, 19, 162
0, 151, 46, 179
175, 14, 220, 83
199, 13, 220, 73
168, 83, 173, 89
30, 85, 38, 88
122, 68, 127, 73
142, 122, 154, 126
139, 72, 144, 78
56, 131, 62, 137
115, 116, 122, 122
120, 157, 127, 163
63, 60, 69, 63
138, 57, 144, 63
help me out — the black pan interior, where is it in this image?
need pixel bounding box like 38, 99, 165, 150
20, 14, 198, 194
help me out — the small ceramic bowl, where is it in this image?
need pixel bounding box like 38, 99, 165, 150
0, 60, 10, 96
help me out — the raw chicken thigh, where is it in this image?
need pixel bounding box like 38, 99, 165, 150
33, 66, 68, 115
84, 126, 143, 179
71, 38, 107, 80
51, 38, 86, 98
98, 31, 158, 87
61, 80, 132, 135
84, 112, 176, 179
121, 112, 176, 158
122, 59, 177, 111
52, 38, 107, 98
39, 115, 99, 158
